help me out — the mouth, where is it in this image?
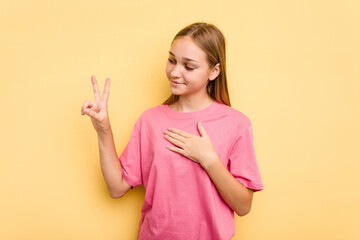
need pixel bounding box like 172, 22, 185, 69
171, 81, 184, 85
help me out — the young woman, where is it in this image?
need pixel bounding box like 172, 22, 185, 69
81, 22, 263, 240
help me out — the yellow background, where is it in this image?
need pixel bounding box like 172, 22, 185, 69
1, 0, 359, 239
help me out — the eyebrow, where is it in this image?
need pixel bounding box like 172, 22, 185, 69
169, 51, 198, 63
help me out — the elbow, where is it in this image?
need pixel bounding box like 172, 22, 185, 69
109, 189, 126, 199
235, 203, 252, 217
236, 207, 251, 217
236, 188, 254, 217
109, 177, 132, 199
110, 192, 124, 199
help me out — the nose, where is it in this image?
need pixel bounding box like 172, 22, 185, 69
169, 64, 181, 79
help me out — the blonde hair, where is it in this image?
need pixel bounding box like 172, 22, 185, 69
163, 22, 231, 107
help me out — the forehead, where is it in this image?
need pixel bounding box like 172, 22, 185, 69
169, 36, 207, 62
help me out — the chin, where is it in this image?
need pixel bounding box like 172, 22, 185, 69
169, 87, 182, 95
170, 90, 182, 96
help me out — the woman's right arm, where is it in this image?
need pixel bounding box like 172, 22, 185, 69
97, 128, 132, 198
81, 76, 132, 198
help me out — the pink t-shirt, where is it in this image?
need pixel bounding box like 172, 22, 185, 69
119, 100, 263, 240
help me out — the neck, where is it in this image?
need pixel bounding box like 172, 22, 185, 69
172, 94, 214, 113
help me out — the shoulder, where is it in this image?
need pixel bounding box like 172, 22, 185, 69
215, 102, 252, 128
140, 104, 164, 118
134, 104, 165, 128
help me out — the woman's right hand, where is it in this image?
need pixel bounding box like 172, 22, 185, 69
81, 75, 112, 134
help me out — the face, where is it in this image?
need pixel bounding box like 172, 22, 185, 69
165, 36, 219, 97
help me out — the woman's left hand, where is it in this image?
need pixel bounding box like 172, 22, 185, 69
164, 121, 218, 167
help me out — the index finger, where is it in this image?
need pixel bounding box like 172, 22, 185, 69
102, 78, 110, 103
91, 75, 101, 102
167, 128, 191, 138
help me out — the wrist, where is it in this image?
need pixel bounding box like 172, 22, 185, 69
97, 127, 113, 138
200, 153, 220, 171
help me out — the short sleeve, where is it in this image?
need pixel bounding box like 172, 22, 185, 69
119, 122, 143, 189
228, 123, 263, 192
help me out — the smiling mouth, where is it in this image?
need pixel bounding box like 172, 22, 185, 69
171, 81, 184, 85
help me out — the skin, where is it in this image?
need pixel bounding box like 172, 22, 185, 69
164, 36, 254, 216
81, 76, 132, 198
81, 76, 111, 133
81, 36, 254, 214
166, 36, 219, 112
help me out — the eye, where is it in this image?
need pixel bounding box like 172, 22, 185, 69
168, 58, 175, 64
185, 66, 194, 71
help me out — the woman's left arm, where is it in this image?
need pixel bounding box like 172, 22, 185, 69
164, 121, 254, 217
200, 155, 253, 217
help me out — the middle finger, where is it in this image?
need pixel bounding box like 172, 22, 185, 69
164, 130, 186, 143
91, 75, 101, 102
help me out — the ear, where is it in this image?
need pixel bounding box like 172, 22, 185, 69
209, 63, 221, 81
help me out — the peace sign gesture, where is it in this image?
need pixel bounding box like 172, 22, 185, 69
81, 75, 111, 133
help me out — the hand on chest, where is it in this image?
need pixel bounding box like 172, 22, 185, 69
145, 120, 233, 170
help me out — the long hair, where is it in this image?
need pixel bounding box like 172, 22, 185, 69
162, 22, 231, 107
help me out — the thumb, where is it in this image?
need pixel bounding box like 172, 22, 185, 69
197, 121, 208, 137
85, 108, 100, 120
